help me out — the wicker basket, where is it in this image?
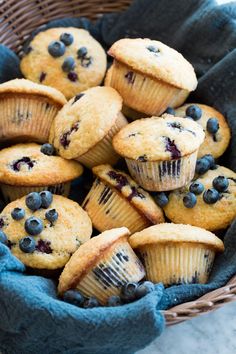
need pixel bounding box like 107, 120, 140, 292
0, 0, 236, 327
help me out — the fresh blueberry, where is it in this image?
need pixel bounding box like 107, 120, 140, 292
39, 191, 53, 209
83, 297, 100, 308
203, 188, 220, 204
153, 192, 169, 207
107, 295, 122, 307
212, 176, 229, 192
206, 118, 219, 134
183, 192, 197, 208
62, 290, 84, 307
77, 47, 88, 58
45, 209, 58, 223
189, 181, 204, 195
120, 282, 138, 302
25, 192, 42, 211
48, 41, 65, 57
60, 33, 74, 46
0, 230, 7, 245
19, 236, 36, 253
25, 217, 44, 236
11, 207, 25, 220
62, 57, 75, 73
40, 143, 55, 156
164, 107, 175, 115
135, 281, 155, 299
185, 105, 202, 121
195, 157, 211, 175
204, 154, 216, 169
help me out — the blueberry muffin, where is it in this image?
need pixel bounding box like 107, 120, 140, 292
0, 192, 92, 270
20, 28, 107, 99
58, 227, 145, 304
113, 115, 205, 191
0, 143, 83, 202
50, 86, 128, 168
107, 38, 197, 116
82, 164, 164, 233
173, 104, 231, 158
163, 165, 236, 231
129, 223, 224, 286
0, 79, 66, 145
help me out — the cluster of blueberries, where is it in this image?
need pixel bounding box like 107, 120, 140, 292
62, 281, 155, 308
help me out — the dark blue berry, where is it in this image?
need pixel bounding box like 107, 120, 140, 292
11, 207, 25, 220
185, 105, 202, 121
212, 176, 229, 192
62, 57, 75, 73
135, 281, 155, 299
48, 41, 65, 57
206, 118, 219, 134
165, 107, 175, 115
60, 33, 74, 46
189, 181, 204, 195
203, 188, 220, 204
68, 72, 78, 82
25, 192, 42, 211
19, 236, 36, 253
62, 290, 84, 306
204, 154, 215, 169
107, 295, 122, 307
25, 217, 43, 236
45, 209, 58, 223
83, 297, 100, 308
120, 282, 138, 302
183, 192, 197, 208
195, 158, 211, 175
147, 45, 160, 54
39, 191, 53, 209
40, 143, 55, 156
0, 230, 7, 245
77, 47, 88, 58
153, 192, 169, 207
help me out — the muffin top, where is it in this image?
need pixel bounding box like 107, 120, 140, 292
92, 164, 164, 224
108, 38, 197, 91
113, 115, 205, 161
0, 78, 66, 106
50, 86, 123, 159
129, 223, 224, 251
0, 193, 92, 269
163, 165, 236, 231
174, 104, 231, 158
0, 143, 83, 186
58, 227, 130, 294
20, 28, 107, 99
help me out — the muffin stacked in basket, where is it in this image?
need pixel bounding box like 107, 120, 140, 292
1, 27, 234, 308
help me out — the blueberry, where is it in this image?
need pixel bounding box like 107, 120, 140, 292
77, 47, 88, 58
204, 154, 215, 169
19, 236, 36, 253
135, 281, 155, 299
147, 45, 160, 54
83, 297, 100, 308
25, 192, 42, 211
48, 41, 65, 57
185, 105, 202, 121
153, 192, 169, 207
62, 57, 75, 73
60, 33, 74, 46
24, 217, 43, 236
39, 191, 53, 209
213, 176, 229, 192
164, 107, 175, 115
0, 230, 7, 245
107, 295, 122, 307
40, 143, 55, 156
206, 118, 219, 134
45, 209, 58, 223
67, 72, 78, 82
203, 188, 220, 204
195, 158, 211, 175
11, 207, 25, 220
183, 192, 197, 208
62, 290, 84, 307
73, 93, 84, 104
120, 282, 138, 302
189, 181, 204, 195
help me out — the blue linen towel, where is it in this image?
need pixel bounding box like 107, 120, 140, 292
1, 0, 236, 353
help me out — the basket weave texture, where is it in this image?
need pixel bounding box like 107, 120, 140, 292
0, 0, 236, 326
